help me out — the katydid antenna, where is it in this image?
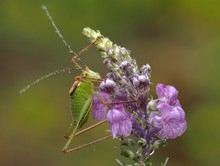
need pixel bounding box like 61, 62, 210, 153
41, 5, 86, 70
19, 6, 88, 94
19, 68, 75, 94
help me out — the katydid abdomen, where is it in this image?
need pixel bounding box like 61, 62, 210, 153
62, 81, 94, 153
71, 82, 93, 128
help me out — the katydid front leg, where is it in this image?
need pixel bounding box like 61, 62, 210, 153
93, 91, 137, 105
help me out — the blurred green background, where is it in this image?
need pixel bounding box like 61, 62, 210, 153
1, 0, 220, 166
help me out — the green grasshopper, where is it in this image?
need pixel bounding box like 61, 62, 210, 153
62, 44, 110, 153
20, 43, 111, 154
20, 5, 114, 154
42, 6, 113, 153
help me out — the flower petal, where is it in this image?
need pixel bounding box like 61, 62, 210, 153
156, 103, 187, 139
107, 106, 132, 138
156, 84, 178, 106
92, 91, 110, 121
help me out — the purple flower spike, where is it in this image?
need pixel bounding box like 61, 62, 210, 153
107, 105, 132, 138
152, 103, 187, 139
92, 91, 110, 121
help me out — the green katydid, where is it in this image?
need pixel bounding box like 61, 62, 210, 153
62, 53, 109, 154
19, 41, 111, 154
20, 5, 114, 154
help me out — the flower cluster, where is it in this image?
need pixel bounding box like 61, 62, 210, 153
83, 27, 187, 165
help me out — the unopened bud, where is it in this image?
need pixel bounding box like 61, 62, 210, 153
121, 150, 135, 159
135, 162, 146, 166
147, 100, 158, 111
119, 61, 133, 75
153, 139, 168, 149
82, 27, 101, 41
135, 151, 142, 159
107, 48, 114, 55
137, 138, 146, 147
100, 78, 116, 93
131, 75, 149, 90
121, 138, 136, 146
140, 64, 151, 78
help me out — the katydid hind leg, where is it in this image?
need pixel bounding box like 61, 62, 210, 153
64, 119, 107, 139
62, 123, 79, 153
63, 135, 111, 154
63, 94, 92, 153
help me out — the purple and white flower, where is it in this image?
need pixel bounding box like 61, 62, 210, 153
107, 105, 132, 138
149, 84, 187, 139
92, 91, 110, 121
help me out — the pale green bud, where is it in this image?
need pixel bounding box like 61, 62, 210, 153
153, 140, 168, 149
121, 150, 135, 159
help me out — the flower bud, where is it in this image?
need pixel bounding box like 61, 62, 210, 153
113, 44, 120, 57
119, 61, 133, 75
137, 138, 146, 147
139, 75, 149, 83
121, 76, 130, 86
131, 59, 138, 73
131, 74, 139, 88
100, 78, 116, 93
107, 48, 114, 55
121, 150, 135, 159
121, 138, 136, 146
106, 72, 117, 80
140, 64, 151, 78
99, 37, 113, 51
135, 151, 142, 159
131, 75, 149, 90
120, 47, 128, 55
147, 100, 158, 111
153, 140, 168, 149
103, 58, 113, 68
134, 162, 146, 166
82, 27, 101, 41
120, 47, 132, 62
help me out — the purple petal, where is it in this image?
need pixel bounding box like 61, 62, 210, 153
149, 112, 163, 130
156, 84, 178, 106
92, 91, 110, 121
100, 78, 116, 93
107, 105, 132, 138
152, 103, 187, 139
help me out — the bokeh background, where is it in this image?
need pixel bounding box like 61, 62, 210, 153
1, 1, 220, 166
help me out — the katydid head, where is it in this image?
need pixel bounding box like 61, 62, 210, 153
82, 66, 101, 82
